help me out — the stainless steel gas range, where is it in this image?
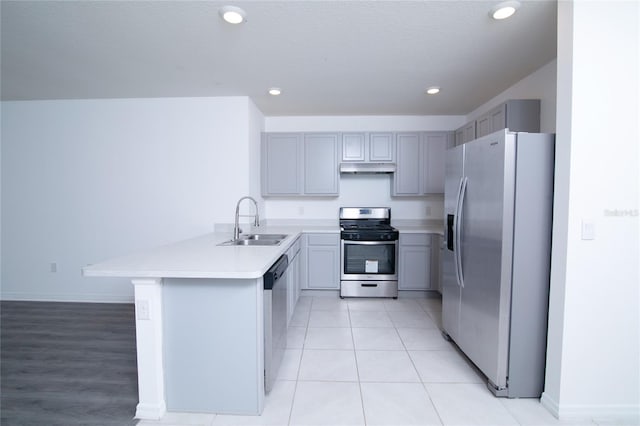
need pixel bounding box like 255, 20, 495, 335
339, 207, 399, 298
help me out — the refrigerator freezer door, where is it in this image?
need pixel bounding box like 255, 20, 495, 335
457, 130, 516, 390
441, 145, 464, 341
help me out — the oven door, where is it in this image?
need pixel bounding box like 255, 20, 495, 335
341, 240, 398, 281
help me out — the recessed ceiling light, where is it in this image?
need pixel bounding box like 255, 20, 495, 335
490, 1, 521, 20
268, 88, 282, 96
425, 86, 440, 95
219, 5, 246, 24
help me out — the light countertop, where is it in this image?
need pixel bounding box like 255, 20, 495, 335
82, 220, 443, 280
83, 227, 306, 280
393, 219, 444, 235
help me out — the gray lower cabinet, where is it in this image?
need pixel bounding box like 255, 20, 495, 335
393, 131, 453, 196
262, 132, 339, 197
286, 236, 302, 325
398, 233, 432, 290
303, 233, 340, 290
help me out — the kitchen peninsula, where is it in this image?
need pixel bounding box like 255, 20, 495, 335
83, 228, 310, 419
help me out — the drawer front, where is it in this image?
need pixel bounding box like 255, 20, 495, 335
306, 233, 339, 246
399, 233, 432, 246
287, 236, 302, 259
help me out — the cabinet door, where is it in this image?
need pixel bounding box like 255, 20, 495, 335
463, 122, 476, 143
304, 134, 339, 195
342, 133, 366, 162
293, 252, 301, 305
423, 132, 448, 194
393, 133, 421, 195
476, 114, 491, 138
490, 104, 507, 133
369, 133, 395, 162
262, 134, 301, 195
305, 234, 340, 290
455, 128, 464, 146
398, 234, 432, 290
286, 238, 302, 325
287, 251, 301, 324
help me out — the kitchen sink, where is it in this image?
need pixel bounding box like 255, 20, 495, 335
218, 234, 288, 246
240, 234, 288, 241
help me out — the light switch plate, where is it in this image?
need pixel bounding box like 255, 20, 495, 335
136, 300, 151, 320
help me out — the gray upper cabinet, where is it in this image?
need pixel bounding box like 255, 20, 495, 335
263, 129, 451, 197
456, 99, 540, 144
262, 132, 339, 197
455, 122, 476, 146
304, 133, 339, 195
423, 132, 449, 194
455, 128, 463, 146
261, 133, 302, 195
341, 132, 394, 163
393, 131, 452, 196
369, 133, 395, 162
475, 99, 541, 138
342, 133, 366, 162
393, 133, 422, 195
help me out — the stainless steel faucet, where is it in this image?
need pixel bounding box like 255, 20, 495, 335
233, 196, 260, 240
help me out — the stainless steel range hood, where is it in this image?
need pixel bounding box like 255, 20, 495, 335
339, 163, 396, 174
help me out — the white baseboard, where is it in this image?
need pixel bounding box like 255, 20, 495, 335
541, 392, 640, 423
135, 401, 167, 420
299, 289, 441, 299
540, 392, 560, 418
0, 291, 134, 304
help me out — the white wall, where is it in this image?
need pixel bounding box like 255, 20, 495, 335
542, 0, 639, 421
248, 99, 266, 214
1, 96, 259, 302
263, 115, 465, 220
466, 59, 557, 133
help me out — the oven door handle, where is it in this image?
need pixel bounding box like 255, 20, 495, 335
342, 240, 397, 245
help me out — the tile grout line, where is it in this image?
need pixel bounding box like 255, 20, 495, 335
348, 302, 369, 426
286, 300, 311, 426
395, 299, 447, 426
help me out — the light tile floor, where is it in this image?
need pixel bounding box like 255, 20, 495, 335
136, 295, 628, 426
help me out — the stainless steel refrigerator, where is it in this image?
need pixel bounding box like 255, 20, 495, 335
442, 129, 554, 398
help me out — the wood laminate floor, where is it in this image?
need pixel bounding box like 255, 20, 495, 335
1, 301, 139, 425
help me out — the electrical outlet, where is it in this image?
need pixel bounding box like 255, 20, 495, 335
581, 220, 596, 240
136, 300, 150, 320
50, 262, 57, 273
298, 206, 305, 216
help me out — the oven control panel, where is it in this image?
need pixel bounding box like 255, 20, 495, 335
340, 230, 399, 241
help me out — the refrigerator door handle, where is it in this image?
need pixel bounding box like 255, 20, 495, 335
453, 177, 464, 288
455, 177, 468, 288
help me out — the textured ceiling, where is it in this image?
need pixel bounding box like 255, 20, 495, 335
0, 1, 557, 116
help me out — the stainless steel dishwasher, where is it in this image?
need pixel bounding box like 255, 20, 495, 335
263, 255, 288, 393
